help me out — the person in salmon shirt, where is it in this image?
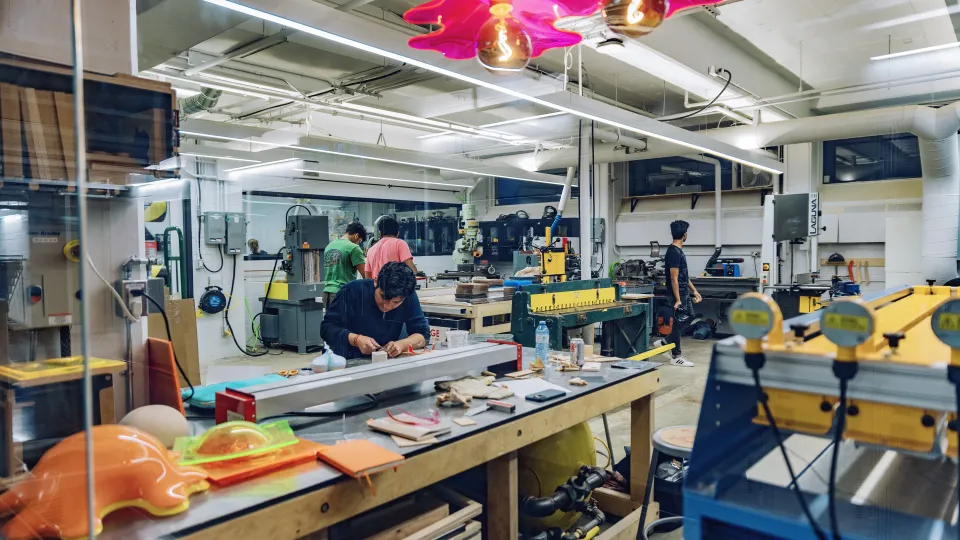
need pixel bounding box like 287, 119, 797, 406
365, 216, 417, 281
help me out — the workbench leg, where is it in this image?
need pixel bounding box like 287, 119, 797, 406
630, 394, 655, 507
486, 451, 519, 540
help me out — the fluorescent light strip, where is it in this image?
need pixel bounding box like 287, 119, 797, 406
418, 112, 566, 139
200, 0, 783, 175
223, 157, 300, 172
180, 130, 560, 184
871, 42, 960, 61
163, 71, 523, 144
158, 73, 275, 100
293, 168, 466, 188
339, 102, 525, 142
180, 152, 262, 163
197, 73, 303, 96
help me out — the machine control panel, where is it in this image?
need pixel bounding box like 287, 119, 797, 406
203, 212, 226, 244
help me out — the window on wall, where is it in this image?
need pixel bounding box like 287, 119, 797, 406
822, 133, 922, 183
494, 169, 577, 205
628, 157, 735, 196
242, 192, 460, 258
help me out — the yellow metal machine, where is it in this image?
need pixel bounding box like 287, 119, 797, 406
538, 227, 568, 283
687, 284, 960, 539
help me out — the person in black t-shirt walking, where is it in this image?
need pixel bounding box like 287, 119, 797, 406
653, 220, 701, 367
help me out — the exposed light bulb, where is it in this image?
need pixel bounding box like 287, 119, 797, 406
602, 0, 665, 38
476, 3, 532, 74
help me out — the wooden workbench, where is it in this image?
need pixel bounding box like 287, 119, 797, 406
418, 287, 513, 334
100, 352, 659, 540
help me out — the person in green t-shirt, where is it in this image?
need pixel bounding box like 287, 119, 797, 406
322, 221, 367, 307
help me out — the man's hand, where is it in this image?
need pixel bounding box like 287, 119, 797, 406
693, 291, 702, 303
383, 341, 404, 358
355, 335, 381, 355
674, 300, 681, 310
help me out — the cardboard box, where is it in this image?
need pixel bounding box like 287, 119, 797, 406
148, 294, 201, 388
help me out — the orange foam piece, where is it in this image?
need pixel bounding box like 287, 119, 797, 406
199, 439, 324, 487
0, 425, 208, 539
317, 439, 404, 478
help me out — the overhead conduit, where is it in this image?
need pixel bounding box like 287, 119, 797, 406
489, 101, 960, 281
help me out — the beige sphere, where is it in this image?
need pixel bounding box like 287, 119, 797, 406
119, 405, 190, 449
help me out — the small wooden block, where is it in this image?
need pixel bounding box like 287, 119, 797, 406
372, 351, 388, 363
453, 417, 477, 427
505, 369, 534, 379
391, 435, 439, 448
582, 362, 601, 372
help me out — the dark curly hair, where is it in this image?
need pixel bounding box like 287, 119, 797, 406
377, 261, 416, 299
346, 221, 368, 242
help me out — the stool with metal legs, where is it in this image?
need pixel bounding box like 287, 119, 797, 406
637, 425, 696, 538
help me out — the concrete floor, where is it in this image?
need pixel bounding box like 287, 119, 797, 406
205, 337, 712, 539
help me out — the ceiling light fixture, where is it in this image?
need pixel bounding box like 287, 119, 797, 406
338, 102, 525, 141
223, 157, 301, 173
293, 168, 467, 188
199, 0, 784, 175
179, 152, 262, 163
158, 73, 275, 100
196, 73, 303, 96
871, 42, 960, 61
181, 130, 561, 183
417, 111, 565, 139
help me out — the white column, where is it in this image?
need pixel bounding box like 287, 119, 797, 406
578, 122, 593, 279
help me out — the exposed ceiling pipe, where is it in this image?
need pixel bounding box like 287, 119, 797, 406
184, 29, 296, 76
492, 101, 960, 171
179, 87, 223, 116
594, 129, 647, 150
688, 69, 960, 113
657, 105, 752, 125
919, 136, 960, 282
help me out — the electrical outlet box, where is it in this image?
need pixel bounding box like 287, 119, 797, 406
224, 212, 246, 255
115, 279, 148, 318
146, 278, 164, 314
204, 212, 225, 244
592, 218, 605, 243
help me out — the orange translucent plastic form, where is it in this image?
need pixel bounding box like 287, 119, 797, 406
0, 425, 209, 539
174, 420, 298, 466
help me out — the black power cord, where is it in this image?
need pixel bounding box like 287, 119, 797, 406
137, 291, 196, 402
947, 364, 960, 540
669, 68, 733, 121
285, 204, 313, 221
747, 352, 827, 540
224, 253, 270, 357
251, 247, 285, 347
828, 361, 857, 540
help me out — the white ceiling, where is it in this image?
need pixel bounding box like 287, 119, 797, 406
139, 0, 960, 181
718, 0, 960, 89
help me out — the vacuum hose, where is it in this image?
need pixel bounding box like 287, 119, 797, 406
520, 466, 608, 517
550, 166, 577, 237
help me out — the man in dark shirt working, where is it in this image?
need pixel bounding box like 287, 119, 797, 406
653, 220, 701, 367
320, 262, 430, 360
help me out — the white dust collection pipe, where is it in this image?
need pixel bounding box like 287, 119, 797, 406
594, 129, 648, 150
493, 102, 960, 171
688, 155, 722, 248
919, 135, 960, 282
549, 166, 576, 235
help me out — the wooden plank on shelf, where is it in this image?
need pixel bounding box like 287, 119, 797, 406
820, 258, 885, 267
35, 90, 66, 181
0, 57, 174, 95
19, 87, 50, 180
366, 500, 449, 540
53, 92, 75, 182
0, 83, 23, 178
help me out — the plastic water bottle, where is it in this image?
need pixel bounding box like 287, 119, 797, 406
535, 321, 550, 363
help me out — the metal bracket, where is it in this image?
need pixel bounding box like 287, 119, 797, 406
630, 198, 640, 213
691, 194, 700, 210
